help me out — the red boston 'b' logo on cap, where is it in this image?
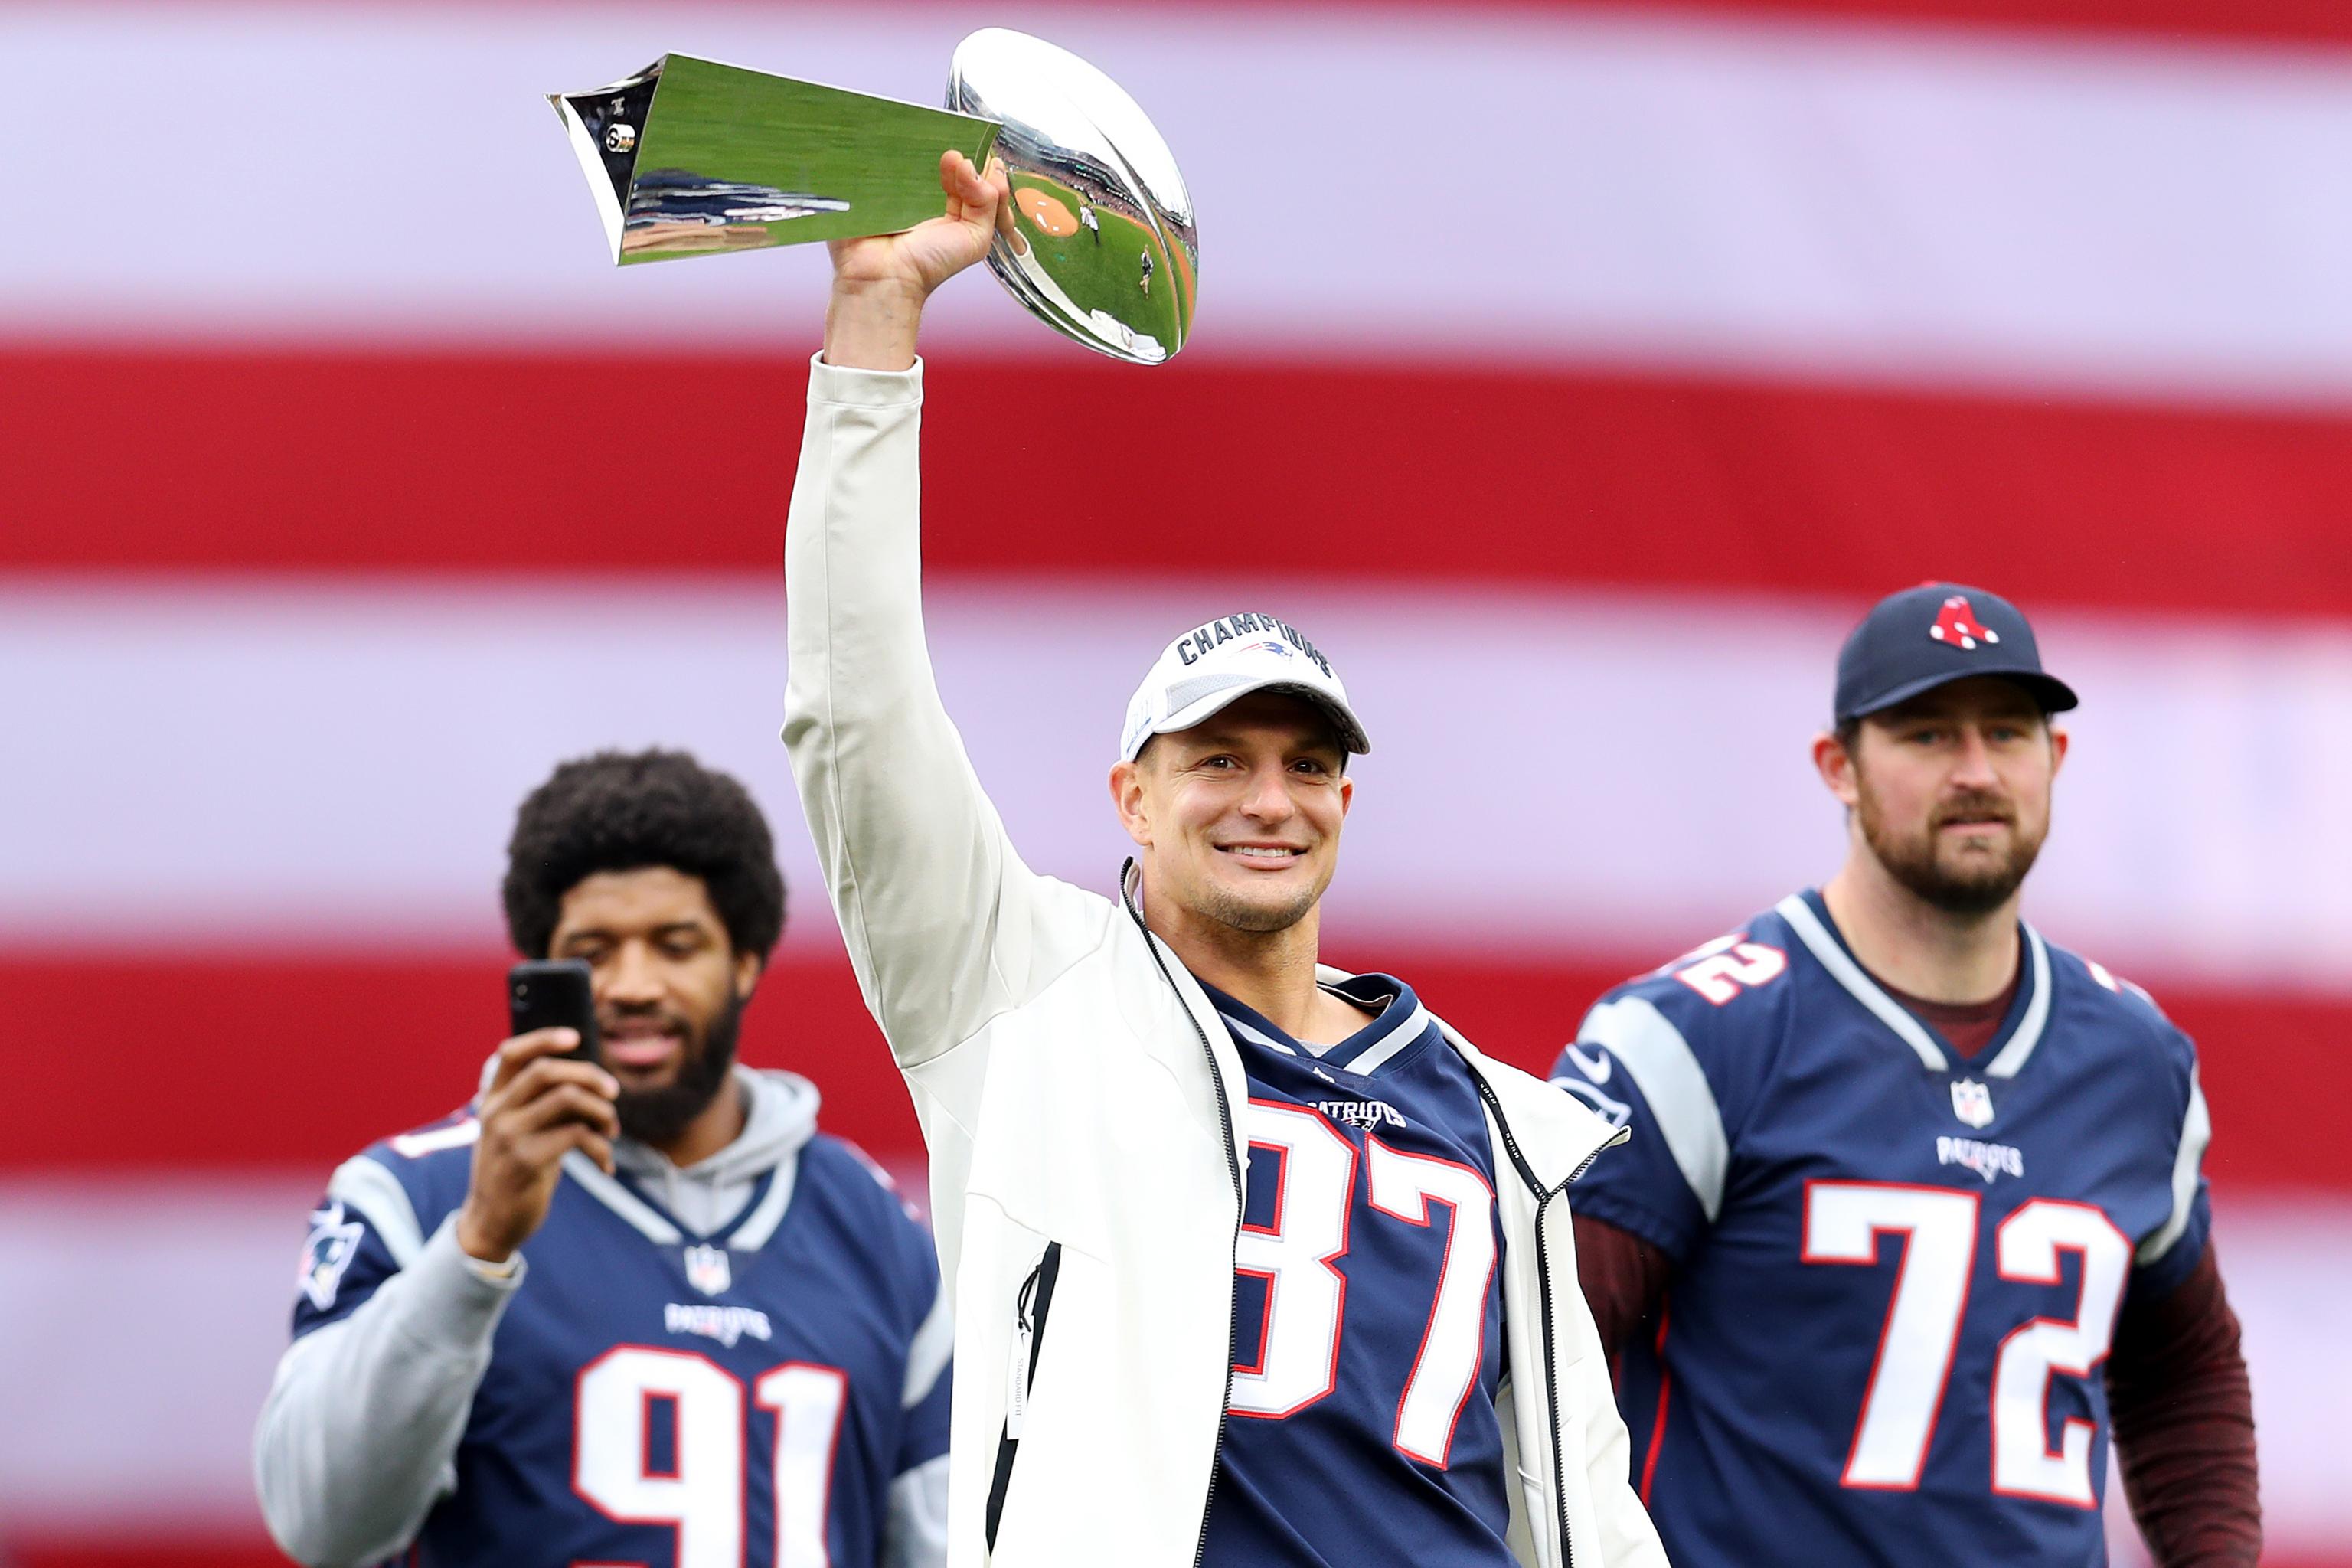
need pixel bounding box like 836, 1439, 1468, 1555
1928, 595, 2000, 652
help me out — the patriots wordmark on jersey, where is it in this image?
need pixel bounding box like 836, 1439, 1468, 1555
1551, 890, 2211, 1568
285, 1076, 950, 1568
1200, 974, 1520, 1568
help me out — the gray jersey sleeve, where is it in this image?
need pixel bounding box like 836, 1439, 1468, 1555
253, 1213, 524, 1567
880, 1452, 951, 1568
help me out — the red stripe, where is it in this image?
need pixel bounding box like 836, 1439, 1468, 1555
5, 348, 2349, 617
7, 952, 2344, 1189
1640, 1305, 1674, 1505
1557, 0, 2352, 47
66, 0, 2352, 48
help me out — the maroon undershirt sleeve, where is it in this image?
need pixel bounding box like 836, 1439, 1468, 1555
2108, 1240, 2262, 1566
1574, 1213, 1673, 1361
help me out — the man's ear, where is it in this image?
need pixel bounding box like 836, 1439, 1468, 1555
733, 950, 763, 1001
1812, 730, 1860, 808
2049, 725, 2070, 779
1108, 759, 1154, 850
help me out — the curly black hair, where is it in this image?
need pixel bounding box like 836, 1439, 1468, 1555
502, 748, 786, 962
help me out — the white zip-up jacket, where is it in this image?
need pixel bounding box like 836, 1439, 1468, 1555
782, 354, 1667, 1568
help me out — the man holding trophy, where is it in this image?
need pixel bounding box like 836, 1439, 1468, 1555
781, 149, 1666, 1567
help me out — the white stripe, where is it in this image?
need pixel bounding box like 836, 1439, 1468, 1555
1982, 925, 2054, 1080
2139, 1073, 2214, 1266
1576, 997, 1731, 1223
1344, 1002, 1432, 1077
1220, 1010, 1302, 1057
881, 1452, 951, 1568
387, 1119, 482, 1160
8, 7, 2352, 400
725, 1153, 801, 1253
902, 1286, 954, 1409
3, 580, 2348, 991
1778, 894, 1951, 1071
560, 1152, 684, 1244
325, 1155, 426, 1268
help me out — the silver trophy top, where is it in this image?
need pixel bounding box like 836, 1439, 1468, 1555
549, 30, 1194, 365
949, 29, 1196, 364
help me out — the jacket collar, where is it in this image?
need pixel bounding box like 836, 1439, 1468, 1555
1119, 861, 1251, 1129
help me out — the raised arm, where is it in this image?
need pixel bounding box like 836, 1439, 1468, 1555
782, 153, 1104, 1073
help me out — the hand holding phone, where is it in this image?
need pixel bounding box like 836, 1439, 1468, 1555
453, 960, 618, 1264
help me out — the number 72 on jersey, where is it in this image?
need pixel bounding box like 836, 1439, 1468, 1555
1804, 1181, 2132, 1508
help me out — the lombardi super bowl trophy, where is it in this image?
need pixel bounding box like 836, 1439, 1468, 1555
549, 30, 1195, 364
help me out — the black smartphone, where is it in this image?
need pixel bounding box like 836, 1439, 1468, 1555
508, 959, 601, 1064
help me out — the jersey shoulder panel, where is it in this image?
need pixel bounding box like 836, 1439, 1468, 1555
2043, 940, 2202, 1096
798, 1134, 939, 1288
1555, 910, 1801, 1253
802, 1132, 922, 1223
351, 1105, 482, 1239
1575, 909, 1805, 1101
288, 1106, 476, 1338
2043, 939, 2213, 1281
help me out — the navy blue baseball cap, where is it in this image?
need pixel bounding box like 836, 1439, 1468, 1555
1834, 583, 2079, 724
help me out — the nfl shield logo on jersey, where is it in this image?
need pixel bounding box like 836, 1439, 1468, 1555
1949, 1078, 1996, 1129
682, 1243, 732, 1296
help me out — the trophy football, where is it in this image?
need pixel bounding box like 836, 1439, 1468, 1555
549, 30, 1195, 364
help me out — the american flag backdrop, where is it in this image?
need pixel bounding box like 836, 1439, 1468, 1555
4, 2, 2349, 1564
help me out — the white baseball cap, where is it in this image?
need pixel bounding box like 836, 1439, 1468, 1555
1119, 612, 1372, 763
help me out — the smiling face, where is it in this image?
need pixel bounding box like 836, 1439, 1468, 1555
545, 865, 762, 1146
1110, 691, 1354, 936
1821, 675, 2068, 915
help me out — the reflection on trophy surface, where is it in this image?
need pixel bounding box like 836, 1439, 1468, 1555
549, 29, 1195, 364
946, 28, 1195, 364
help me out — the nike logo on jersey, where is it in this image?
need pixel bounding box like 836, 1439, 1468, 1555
665, 1302, 774, 1349
1553, 1075, 1632, 1130
1936, 1135, 2024, 1184
1561, 1044, 1613, 1083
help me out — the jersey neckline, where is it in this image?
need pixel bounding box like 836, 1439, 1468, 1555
1780, 890, 2053, 1080
564, 1154, 798, 1251
1199, 972, 1436, 1078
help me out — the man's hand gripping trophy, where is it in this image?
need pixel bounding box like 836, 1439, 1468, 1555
824, 152, 1016, 373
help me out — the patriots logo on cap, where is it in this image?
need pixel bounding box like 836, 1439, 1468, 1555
1242, 638, 1294, 659
1929, 595, 2000, 652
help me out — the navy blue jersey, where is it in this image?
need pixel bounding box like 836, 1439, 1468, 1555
290, 1097, 951, 1568
1550, 890, 2213, 1568
1199, 974, 1517, 1568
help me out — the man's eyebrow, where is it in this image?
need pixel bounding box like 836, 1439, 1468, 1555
557, 918, 714, 943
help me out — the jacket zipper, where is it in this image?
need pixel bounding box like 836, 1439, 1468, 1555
985, 1241, 1063, 1553
1475, 1075, 1609, 1568
1119, 861, 1243, 1568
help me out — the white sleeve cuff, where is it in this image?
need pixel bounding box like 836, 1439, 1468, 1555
809, 352, 924, 407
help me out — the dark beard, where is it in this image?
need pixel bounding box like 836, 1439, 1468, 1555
1857, 787, 2046, 916
615, 993, 743, 1148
